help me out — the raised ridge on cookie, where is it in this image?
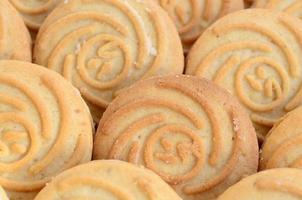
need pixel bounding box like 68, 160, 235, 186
93, 75, 259, 200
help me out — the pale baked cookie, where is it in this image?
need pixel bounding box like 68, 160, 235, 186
254, 0, 302, 19
155, 0, 244, 52
186, 9, 302, 141
8, 0, 62, 31
34, 0, 184, 122
93, 75, 259, 200
0, 186, 8, 200
218, 168, 302, 200
0, 0, 31, 61
34, 160, 183, 200
0, 60, 93, 199
260, 106, 302, 170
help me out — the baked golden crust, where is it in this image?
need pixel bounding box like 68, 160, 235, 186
34, 160, 183, 200
218, 168, 302, 200
186, 9, 302, 141
0, 60, 93, 200
93, 75, 258, 200
260, 106, 302, 170
34, 0, 184, 122
254, 0, 302, 19
8, 0, 62, 30
155, 0, 244, 52
0, 0, 31, 61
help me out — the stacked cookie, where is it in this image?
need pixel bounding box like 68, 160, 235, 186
1, 0, 302, 199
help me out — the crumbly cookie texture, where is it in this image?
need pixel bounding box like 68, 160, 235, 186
34, 0, 184, 122
218, 168, 302, 200
0, 60, 93, 200
93, 75, 259, 200
186, 9, 302, 141
34, 160, 183, 200
0, 0, 31, 61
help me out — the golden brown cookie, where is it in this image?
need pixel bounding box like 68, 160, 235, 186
93, 75, 259, 200
34, 0, 184, 122
34, 160, 183, 200
0, 186, 8, 200
8, 0, 62, 31
155, 0, 244, 52
186, 9, 302, 141
260, 106, 302, 170
254, 0, 302, 19
218, 168, 302, 200
0, 60, 93, 199
0, 0, 31, 61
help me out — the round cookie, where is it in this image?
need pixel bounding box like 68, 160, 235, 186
0, 60, 93, 199
34, 0, 184, 122
186, 9, 302, 141
260, 106, 302, 170
93, 75, 259, 200
34, 160, 183, 200
218, 168, 302, 200
0, 0, 31, 61
0, 186, 8, 200
155, 0, 244, 52
8, 0, 62, 31
254, 0, 302, 19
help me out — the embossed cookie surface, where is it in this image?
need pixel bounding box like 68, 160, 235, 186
0, 0, 31, 61
260, 106, 302, 170
254, 0, 302, 19
186, 9, 302, 140
93, 75, 259, 200
155, 0, 244, 51
0, 60, 93, 199
34, 160, 182, 200
8, 0, 62, 30
34, 0, 184, 122
218, 168, 302, 200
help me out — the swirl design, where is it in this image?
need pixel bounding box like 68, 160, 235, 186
34, 0, 184, 122
0, 61, 92, 199
156, 0, 244, 49
186, 9, 302, 139
260, 106, 302, 170
34, 160, 182, 200
218, 169, 302, 200
8, 0, 62, 30
254, 0, 302, 19
94, 76, 258, 199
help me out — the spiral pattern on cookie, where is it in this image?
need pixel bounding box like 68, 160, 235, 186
0, 61, 92, 199
8, 0, 62, 30
186, 9, 302, 139
254, 0, 302, 19
218, 169, 302, 200
34, 0, 183, 121
94, 75, 258, 199
260, 106, 302, 170
156, 0, 243, 48
34, 160, 182, 200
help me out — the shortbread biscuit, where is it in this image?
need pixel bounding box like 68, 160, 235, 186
260, 106, 302, 170
0, 0, 31, 61
0, 60, 93, 199
186, 9, 302, 141
254, 0, 302, 19
8, 0, 62, 30
155, 0, 244, 52
34, 0, 184, 122
218, 168, 302, 200
34, 160, 183, 200
93, 75, 259, 200
0, 186, 8, 200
